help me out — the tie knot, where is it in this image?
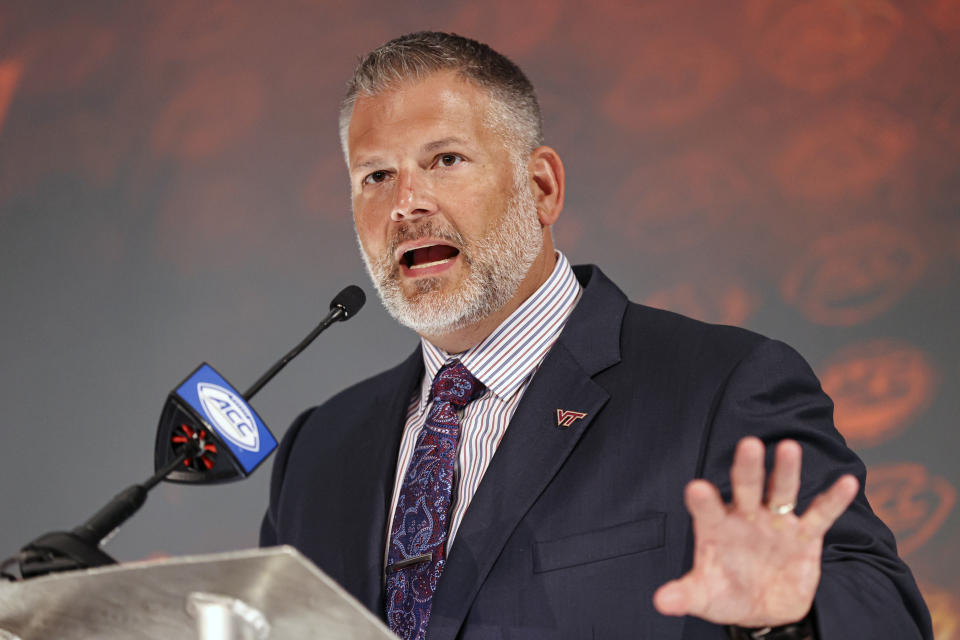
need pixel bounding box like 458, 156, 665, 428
431, 360, 485, 408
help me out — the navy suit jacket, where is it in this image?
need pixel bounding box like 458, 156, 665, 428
261, 265, 931, 639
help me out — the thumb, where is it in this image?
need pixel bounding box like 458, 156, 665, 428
653, 577, 697, 617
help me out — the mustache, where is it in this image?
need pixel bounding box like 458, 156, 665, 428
388, 220, 466, 257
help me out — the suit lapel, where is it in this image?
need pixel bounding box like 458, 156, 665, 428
428, 265, 628, 640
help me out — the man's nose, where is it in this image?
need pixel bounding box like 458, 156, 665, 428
390, 170, 435, 222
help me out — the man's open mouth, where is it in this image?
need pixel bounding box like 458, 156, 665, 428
402, 244, 460, 270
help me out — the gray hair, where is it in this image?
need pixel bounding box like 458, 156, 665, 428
339, 31, 544, 162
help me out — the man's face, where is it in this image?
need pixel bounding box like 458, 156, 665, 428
347, 70, 543, 339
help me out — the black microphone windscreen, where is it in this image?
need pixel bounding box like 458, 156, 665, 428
330, 285, 366, 319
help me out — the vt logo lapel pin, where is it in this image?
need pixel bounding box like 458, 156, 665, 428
556, 409, 587, 428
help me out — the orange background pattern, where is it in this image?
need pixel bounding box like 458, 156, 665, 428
0, 0, 957, 608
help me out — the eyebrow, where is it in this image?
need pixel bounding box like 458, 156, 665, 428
353, 157, 385, 172
422, 136, 468, 152
351, 137, 470, 172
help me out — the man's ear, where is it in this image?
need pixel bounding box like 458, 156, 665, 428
528, 146, 565, 228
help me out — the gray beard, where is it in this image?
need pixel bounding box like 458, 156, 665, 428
357, 172, 543, 339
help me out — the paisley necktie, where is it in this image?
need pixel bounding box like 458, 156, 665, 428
385, 360, 485, 640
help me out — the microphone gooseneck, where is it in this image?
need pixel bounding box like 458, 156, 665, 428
242, 285, 366, 400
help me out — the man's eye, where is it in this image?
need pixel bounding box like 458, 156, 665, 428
363, 170, 389, 185
437, 153, 462, 167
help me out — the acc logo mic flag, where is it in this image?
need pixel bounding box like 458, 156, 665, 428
196, 382, 261, 452
154, 363, 277, 484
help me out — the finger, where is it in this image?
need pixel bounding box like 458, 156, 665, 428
730, 436, 765, 513
653, 576, 706, 617
685, 479, 726, 529
766, 440, 802, 513
801, 475, 860, 537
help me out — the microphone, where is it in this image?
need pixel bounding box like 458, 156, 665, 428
6, 285, 365, 580
331, 284, 366, 318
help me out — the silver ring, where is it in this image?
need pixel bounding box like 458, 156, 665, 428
770, 502, 796, 516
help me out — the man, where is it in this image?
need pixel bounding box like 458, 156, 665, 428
261, 32, 931, 639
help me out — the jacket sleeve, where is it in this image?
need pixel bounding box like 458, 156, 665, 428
697, 338, 932, 640
259, 407, 316, 548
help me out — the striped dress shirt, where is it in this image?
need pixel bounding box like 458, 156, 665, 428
386, 251, 582, 555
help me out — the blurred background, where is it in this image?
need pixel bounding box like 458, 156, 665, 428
0, 0, 957, 632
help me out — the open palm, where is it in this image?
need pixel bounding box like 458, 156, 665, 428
653, 437, 859, 628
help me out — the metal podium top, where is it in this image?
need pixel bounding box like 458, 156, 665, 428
0, 546, 396, 640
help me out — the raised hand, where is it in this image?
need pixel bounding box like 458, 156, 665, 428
653, 436, 860, 628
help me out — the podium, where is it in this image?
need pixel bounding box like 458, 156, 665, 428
0, 546, 396, 639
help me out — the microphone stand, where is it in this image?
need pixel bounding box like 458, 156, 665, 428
3, 437, 203, 581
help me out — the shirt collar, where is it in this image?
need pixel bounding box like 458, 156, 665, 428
418, 251, 582, 406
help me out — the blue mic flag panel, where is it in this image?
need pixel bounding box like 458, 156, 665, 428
175, 364, 277, 474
